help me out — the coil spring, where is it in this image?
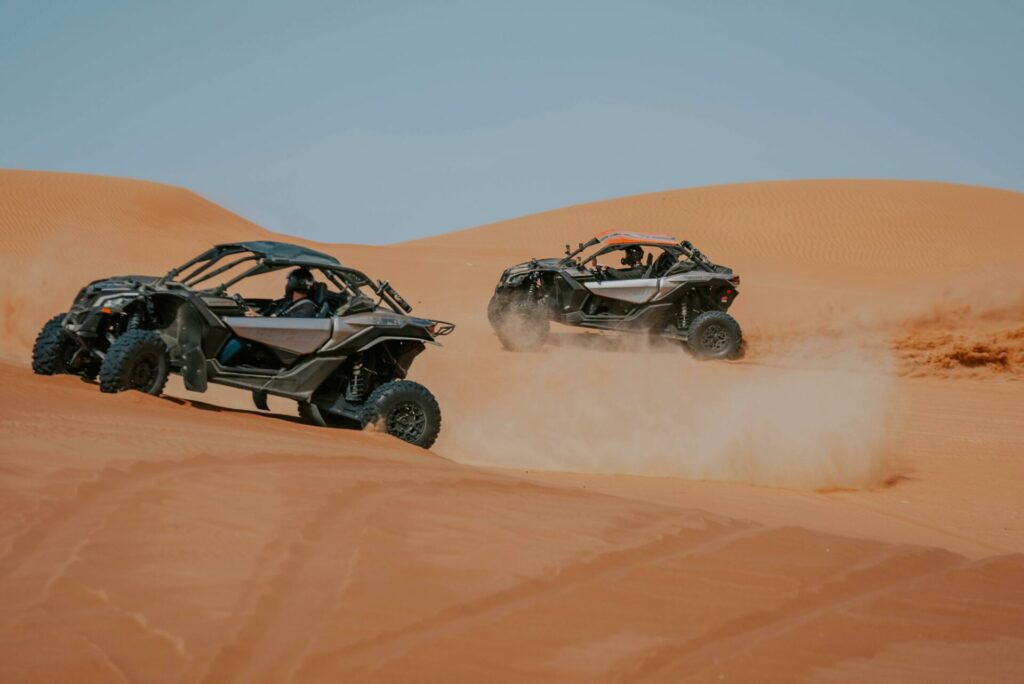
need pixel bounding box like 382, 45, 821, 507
128, 313, 142, 330
345, 365, 366, 402
677, 303, 689, 330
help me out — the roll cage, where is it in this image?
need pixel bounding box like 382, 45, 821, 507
559, 232, 718, 276
159, 241, 419, 318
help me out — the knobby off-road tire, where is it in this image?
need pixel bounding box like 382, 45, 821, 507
359, 380, 441, 449
686, 310, 743, 360
297, 400, 361, 430
32, 313, 76, 375
98, 329, 170, 395
488, 294, 550, 352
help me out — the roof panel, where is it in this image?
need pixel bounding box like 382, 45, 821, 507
595, 230, 679, 246
220, 241, 341, 267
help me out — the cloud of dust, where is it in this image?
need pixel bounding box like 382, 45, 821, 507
0, 225, 103, 363
440, 335, 895, 490
0, 251, 58, 363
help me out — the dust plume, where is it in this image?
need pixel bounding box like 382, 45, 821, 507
440, 336, 895, 489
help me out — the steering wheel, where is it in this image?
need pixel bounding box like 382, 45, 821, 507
230, 293, 263, 316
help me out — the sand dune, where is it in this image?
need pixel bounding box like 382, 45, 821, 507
1, 365, 1022, 682
0, 171, 275, 360
2, 170, 1023, 681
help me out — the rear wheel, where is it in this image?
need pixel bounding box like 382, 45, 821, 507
98, 330, 170, 395
360, 380, 441, 448
489, 294, 549, 351
686, 311, 742, 360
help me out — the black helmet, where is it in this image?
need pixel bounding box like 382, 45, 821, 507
621, 245, 644, 267
285, 267, 315, 298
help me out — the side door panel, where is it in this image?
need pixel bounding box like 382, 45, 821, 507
583, 278, 660, 304
223, 317, 332, 355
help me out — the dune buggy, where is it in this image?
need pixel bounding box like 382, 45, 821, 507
488, 231, 741, 358
31, 241, 455, 448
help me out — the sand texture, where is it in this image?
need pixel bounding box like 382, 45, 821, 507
1, 170, 1023, 682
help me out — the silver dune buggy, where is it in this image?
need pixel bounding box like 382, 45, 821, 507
488, 231, 742, 359
32, 241, 455, 448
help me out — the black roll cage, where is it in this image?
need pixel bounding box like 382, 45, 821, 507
562, 238, 715, 274
159, 243, 414, 315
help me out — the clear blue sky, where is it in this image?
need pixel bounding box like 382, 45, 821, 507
1, 1, 1021, 243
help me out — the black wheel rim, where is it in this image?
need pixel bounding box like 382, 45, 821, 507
386, 401, 427, 443
701, 324, 730, 353
128, 352, 159, 391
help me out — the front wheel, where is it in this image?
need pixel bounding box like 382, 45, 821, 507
32, 313, 75, 375
686, 311, 743, 360
98, 330, 170, 395
488, 294, 549, 351
360, 380, 441, 449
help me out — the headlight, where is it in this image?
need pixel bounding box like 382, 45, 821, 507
364, 316, 403, 327
97, 295, 138, 311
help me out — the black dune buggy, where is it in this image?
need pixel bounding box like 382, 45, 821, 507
31, 241, 455, 448
487, 231, 742, 359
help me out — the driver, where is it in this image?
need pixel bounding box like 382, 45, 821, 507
219, 267, 317, 365
275, 267, 318, 318
604, 245, 645, 280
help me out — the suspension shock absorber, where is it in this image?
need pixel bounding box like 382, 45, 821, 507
345, 363, 367, 402
128, 313, 142, 331
677, 301, 689, 331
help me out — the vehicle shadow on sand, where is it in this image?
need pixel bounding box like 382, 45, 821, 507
76, 375, 304, 424
157, 394, 308, 425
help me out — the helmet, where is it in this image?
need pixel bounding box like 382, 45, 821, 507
621, 245, 644, 267
285, 267, 315, 298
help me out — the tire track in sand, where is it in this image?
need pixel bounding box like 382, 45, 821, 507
305, 518, 764, 678
614, 545, 967, 682
195, 481, 414, 684
0, 453, 374, 615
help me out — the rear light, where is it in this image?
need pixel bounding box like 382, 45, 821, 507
729, 275, 740, 286
427, 323, 438, 336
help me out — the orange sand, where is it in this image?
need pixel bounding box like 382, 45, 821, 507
1, 170, 1023, 682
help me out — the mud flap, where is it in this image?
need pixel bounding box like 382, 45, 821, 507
176, 305, 208, 392
252, 390, 269, 411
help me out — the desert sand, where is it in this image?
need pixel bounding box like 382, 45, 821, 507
1, 169, 1022, 682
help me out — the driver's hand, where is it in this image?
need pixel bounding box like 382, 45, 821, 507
231, 294, 258, 317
